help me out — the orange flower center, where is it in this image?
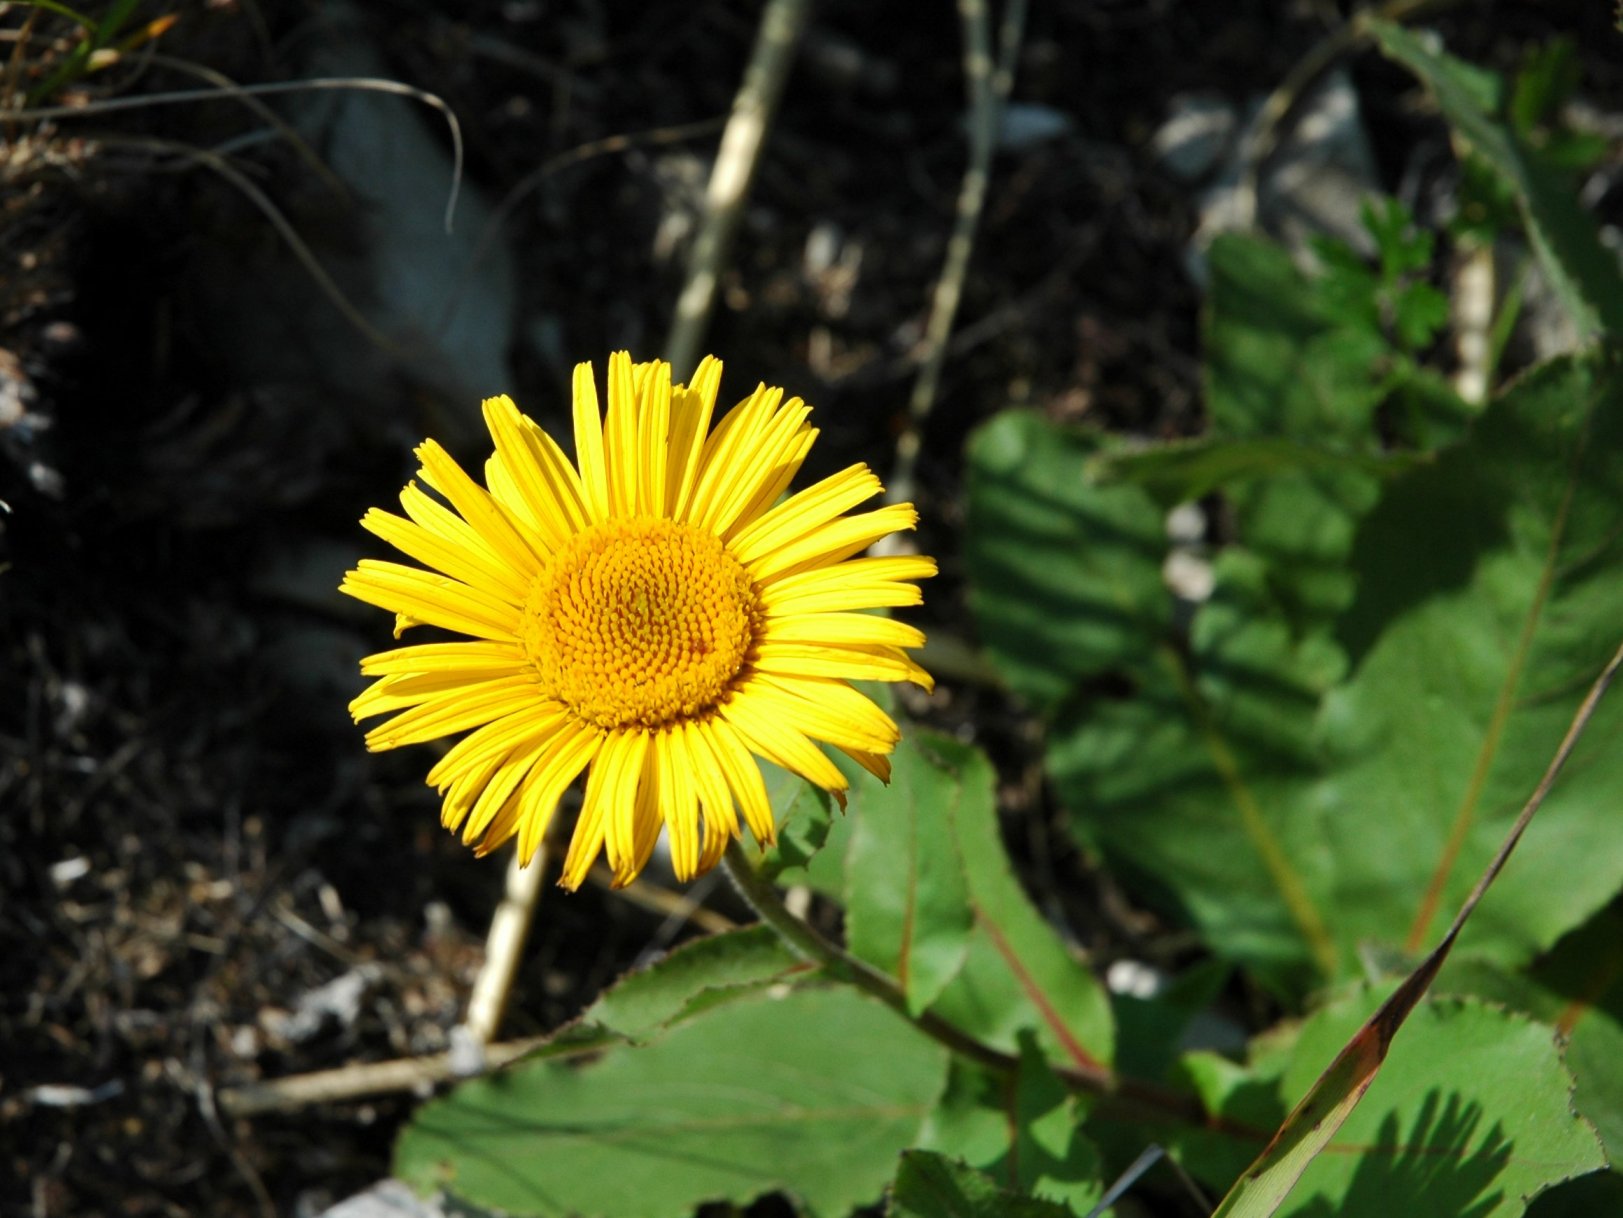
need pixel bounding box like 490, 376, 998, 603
522, 517, 760, 730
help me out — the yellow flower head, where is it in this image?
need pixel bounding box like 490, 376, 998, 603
341, 353, 935, 890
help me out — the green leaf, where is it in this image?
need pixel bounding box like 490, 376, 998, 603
1371, 20, 1623, 337
1392, 281, 1450, 351
1317, 347, 1623, 970
1510, 39, 1582, 136
1363, 195, 1434, 280
1050, 548, 1344, 995
844, 735, 974, 1014
1439, 900, 1623, 1165
888, 1151, 1076, 1218
1211, 995, 1605, 1217
1206, 234, 1387, 631
757, 760, 838, 890
397, 987, 949, 1218
923, 737, 1116, 1069
1054, 347, 1623, 990
1177, 994, 1606, 1217
1007, 1035, 1105, 1211
584, 926, 809, 1042
915, 1045, 1105, 1211
1088, 437, 1417, 505
965, 410, 1169, 715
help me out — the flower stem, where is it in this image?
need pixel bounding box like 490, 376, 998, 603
721, 840, 1027, 1079
721, 840, 1227, 1129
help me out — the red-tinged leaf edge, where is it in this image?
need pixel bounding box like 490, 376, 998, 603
1208, 639, 1623, 1218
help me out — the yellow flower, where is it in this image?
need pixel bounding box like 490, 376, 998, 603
341, 353, 934, 889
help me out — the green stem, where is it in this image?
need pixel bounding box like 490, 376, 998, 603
722, 840, 1015, 1074
720, 840, 1222, 1128
722, 842, 1088, 1084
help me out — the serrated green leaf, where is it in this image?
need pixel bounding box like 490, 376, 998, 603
1438, 901, 1623, 1165
1393, 281, 1450, 350
915, 1045, 1105, 1212
965, 410, 1169, 715
1371, 20, 1623, 337
584, 926, 810, 1042
888, 1151, 1076, 1218
1363, 195, 1433, 279
922, 737, 1116, 1070
757, 760, 838, 889
397, 987, 949, 1218
1213, 996, 1605, 1217
845, 735, 974, 1014
1317, 347, 1623, 970
1009, 1034, 1105, 1211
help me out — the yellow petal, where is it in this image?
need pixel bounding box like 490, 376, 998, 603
572, 360, 610, 521
746, 503, 919, 583
482, 394, 590, 547
668, 357, 722, 519
342, 560, 521, 641
729, 464, 883, 566
719, 694, 847, 805
762, 612, 926, 651
704, 716, 779, 846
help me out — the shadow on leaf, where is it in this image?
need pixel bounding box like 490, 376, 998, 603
1295, 1091, 1509, 1218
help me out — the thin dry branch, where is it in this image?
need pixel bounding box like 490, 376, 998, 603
460, 846, 549, 1046
215, 1037, 551, 1117
886, 0, 1027, 510
663, 0, 810, 380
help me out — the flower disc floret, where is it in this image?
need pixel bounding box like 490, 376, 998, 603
523, 516, 760, 731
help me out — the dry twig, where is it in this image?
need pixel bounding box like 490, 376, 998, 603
664, 0, 811, 379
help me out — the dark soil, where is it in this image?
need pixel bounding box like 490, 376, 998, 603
2, 2, 1614, 1215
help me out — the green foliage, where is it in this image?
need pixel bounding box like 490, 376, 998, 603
974, 302, 1623, 1001
1314, 198, 1450, 355
1183, 995, 1605, 1217
844, 735, 974, 1015
1440, 901, 1623, 1165
397, 987, 949, 1218
965, 413, 1169, 715
917, 1043, 1104, 1212
756, 760, 839, 889
1370, 19, 1623, 337
584, 926, 807, 1042
888, 1151, 1076, 1218
906, 734, 1115, 1067
1314, 349, 1623, 971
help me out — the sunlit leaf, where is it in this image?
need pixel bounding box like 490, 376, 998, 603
845, 735, 974, 1014
585, 926, 809, 1042
1316, 348, 1623, 970
397, 987, 949, 1218
923, 736, 1116, 1071
1203, 995, 1605, 1217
